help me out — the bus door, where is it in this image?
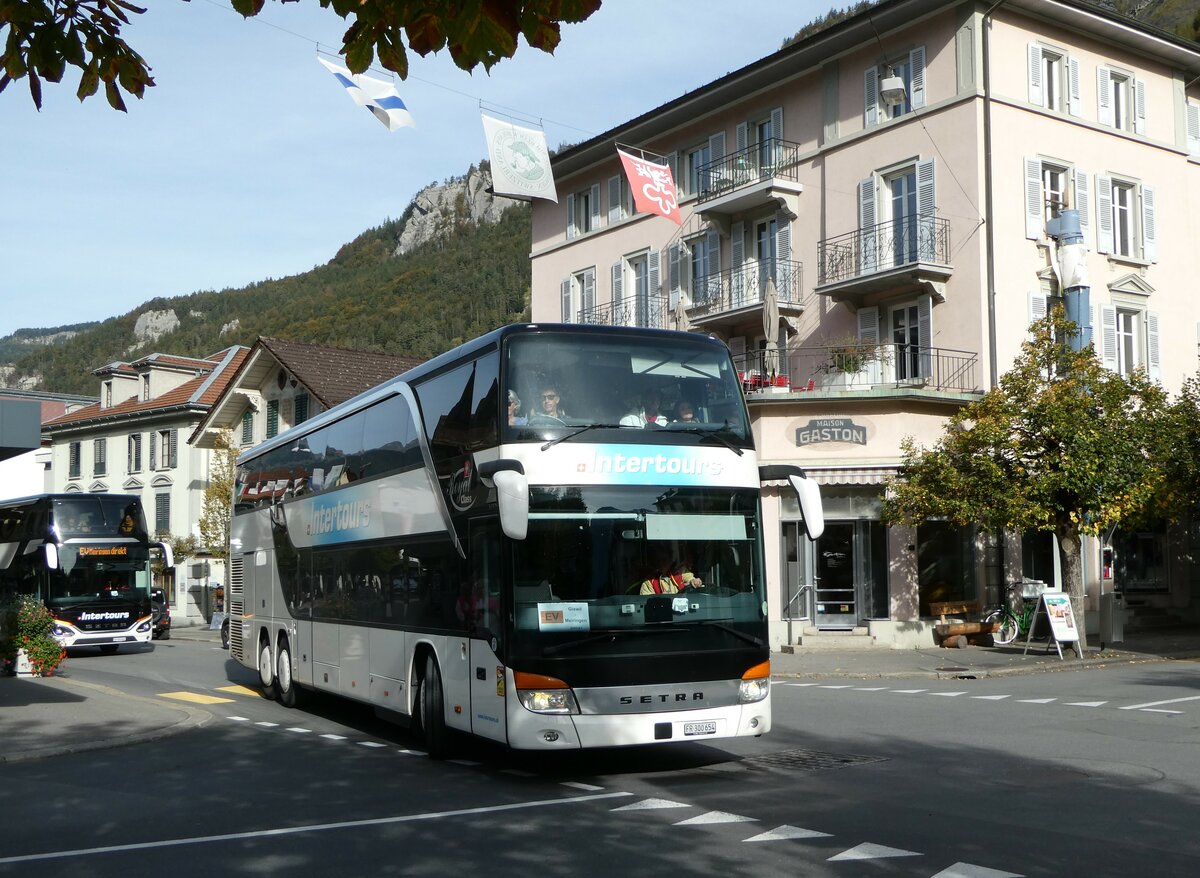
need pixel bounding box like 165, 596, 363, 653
468, 519, 507, 744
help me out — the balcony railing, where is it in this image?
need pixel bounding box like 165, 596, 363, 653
689, 259, 804, 320
578, 294, 667, 330
817, 215, 950, 286
695, 138, 803, 204
734, 343, 979, 394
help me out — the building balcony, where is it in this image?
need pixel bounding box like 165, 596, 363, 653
686, 259, 804, 335
734, 342, 979, 396
815, 215, 952, 306
694, 139, 804, 228
579, 294, 667, 330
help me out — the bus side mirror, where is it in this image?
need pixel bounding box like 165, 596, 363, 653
156, 542, 175, 571
788, 475, 825, 540
44, 543, 59, 570
480, 459, 528, 541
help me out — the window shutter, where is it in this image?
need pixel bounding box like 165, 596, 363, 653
1029, 291, 1048, 328
708, 131, 725, 163
611, 261, 623, 309
1141, 184, 1157, 262
608, 175, 621, 223
666, 152, 679, 201
735, 122, 748, 155
560, 278, 572, 322
1068, 57, 1081, 116
1024, 157, 1043, 240
1188, 102, 1200, 156
858, 177, 876, 272
1147, 310, 1161, 382
565, 193, 576, 239
728, 335, 746, 370
1099, 304, 1118, 371
156, 493, 170, 536
589, 184, 600, 231
730, 221, 744, 275
1074, 170, 1092, 250
1133, 79, 1147, 135
857, 306, 880, 346
1097, 68, 1113, 127
916, 158, 936, 217
168, 429, 178, 469
769, 106, 784, 165
583, 269, 596, 316
241, 410, 253, 445
149, 433, 157, 471
1096, 175, 1113, 254
648, 250, 661, 327
706, 227, 721, 276
1027, 44, 1043, 106
918, 294, 933, 377
668, 243, 681, 310
295, 393, 309, 425
863, 67, 879, 127
69, 442, 80, 478
909, 47, 926, 109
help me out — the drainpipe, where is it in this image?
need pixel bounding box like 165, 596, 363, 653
982, 0, 1007, 388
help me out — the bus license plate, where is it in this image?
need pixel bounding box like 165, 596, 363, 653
683, 721, 717, 736
111, 637, 128, 642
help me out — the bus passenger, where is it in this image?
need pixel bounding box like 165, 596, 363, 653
620, 390, 664, 427
507, 390, 527, 426
637, 548, 704, 594
674, 400, 698, 422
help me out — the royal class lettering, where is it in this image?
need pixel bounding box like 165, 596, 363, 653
586, 453, 723, 477
307, 499, 371, 536
79, 611, 130, 621
620, 692, 704, 704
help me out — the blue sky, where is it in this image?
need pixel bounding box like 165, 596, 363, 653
1, 0, 837, 339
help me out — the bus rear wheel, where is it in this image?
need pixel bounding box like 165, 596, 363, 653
420, 654, 450, 760
276, 640, 302, 708
258, 639, 277, 700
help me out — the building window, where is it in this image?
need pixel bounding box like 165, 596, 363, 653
153, 429, 177, 470
241, 409, 254, 445
1028, 44, 1079, 114
155, 493, 170, 536
91, 439, 105, 477
127, 434, 141, 473
294, 393, 310, 425
266, 399, 280, 438
1099, 67, 1145, 134
865, 47, 925, 127
561, 268, 595, 323
607, 174, 631, 223
1099, 303, 1159, 379
68, 441, 81, 480
1024, 158, 1090, 245
142, 373, 151, 401
1096, 175, 1155, 262
566, 184, 600, 239
104, 381, 112, 408
685, 143, 711, 196
1111, 180, 1135, 257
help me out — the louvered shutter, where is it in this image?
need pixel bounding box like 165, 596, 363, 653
168, 429, 178, 469
611, 262, 623, 318
1024, 157, 1043, 240
775, 211, 791, 298
1147, 311, 1161, 382
730, 221, 744, 306
857, 306, 880, 380
1068, 58, 1081, 116
769, 106, 783, 166
858, 177, 876, 271
1141, 185, 1157, 262
565, 193, 576, 239
864, 67, 879, 127
1029, 291, 1048, 328
589, 184, 600, 231
909, 47, 926, 109
1133, 79, 1147, 135
1096, 175, 1113, 254
1097, 68, 1113, 127
916, 159, 936, 259
608, 176, 621, 223
1099, 304, 1118, 371
582, 268, 595, 316
1028, 44, 1043, 106
668, 243, 681, 311
648, 250, 661, 328
1074, 170, 1092, 250
1188, 103, 1200, 156
149, 433, 157, 471
706, 227, 721, 304
560, 278, 572, 322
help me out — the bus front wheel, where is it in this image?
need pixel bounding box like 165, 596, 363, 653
276, 639, 301, 708
420, 654, 449, 759
258, 639, 277, 700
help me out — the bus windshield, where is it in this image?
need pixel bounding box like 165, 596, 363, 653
509, 486, 765, 660
504, 332, 750, 443
48, 544, 153, 609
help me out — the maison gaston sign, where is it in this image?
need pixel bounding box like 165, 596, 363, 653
795, 417, 868, 446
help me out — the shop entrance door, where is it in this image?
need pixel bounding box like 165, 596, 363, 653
815, 522, 857, 629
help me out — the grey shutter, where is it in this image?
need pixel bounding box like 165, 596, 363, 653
705, 227, 721, 304
1147, 311, 1161, 382
668, 243, 681, 310
918, 294, 933, 377
168, 429, 178, 469
730, 221, 744, 307
1029, 291, 1048, 327
864, 66, 879, 127
769, 106, 784, 165
1068, 57, 1081, 116
1141, 184, 1157, 262
858, 176, 876, 272
916, 159, 936, 259
648, 250, 661, 328
735, 122, 748, 155
1074, 170, 1092, 250
1099, 304, 1118, 371
1096, 175, 1113, 254
1028, 44, 1043, 106
1024, 157, 1043, 240
1188, 103, 1200, 156
1133, 79, 1147, 135
149, 433, 157, 471
589, 184, 600, 231
581, 268, 595, 316
560, 278, 572, 322
666, 152, 679, 202
565, 193, 576, 239
608, 175, 621, 223
611, 261, 623, 309
857, 306, 880, 354
1097, 68, 1113, 127
708, 131, 725, 163
775, 211, 791, 299
909, 47, 926, 109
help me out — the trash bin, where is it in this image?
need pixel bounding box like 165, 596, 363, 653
1099, 590, 1124, 647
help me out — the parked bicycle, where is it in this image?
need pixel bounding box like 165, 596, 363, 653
982, 588, 1040, 645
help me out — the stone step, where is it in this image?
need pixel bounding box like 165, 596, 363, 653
785, 627, 878, 649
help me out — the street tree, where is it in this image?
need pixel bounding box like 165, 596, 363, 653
882, 307, 1168, 649
1, 0, 602, 110
199, 429, 237, 586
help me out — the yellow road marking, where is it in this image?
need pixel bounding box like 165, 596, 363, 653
159, 691, 235, 705
216, 685, 262, 698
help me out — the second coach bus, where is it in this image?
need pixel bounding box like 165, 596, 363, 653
230, 324, 823, 755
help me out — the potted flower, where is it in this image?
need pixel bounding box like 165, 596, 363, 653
1, 595, 67, 677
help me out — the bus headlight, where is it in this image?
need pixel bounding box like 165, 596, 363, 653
738, 660, 771, 703
514, 671, 579, 715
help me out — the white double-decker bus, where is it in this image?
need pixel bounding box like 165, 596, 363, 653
230, 324, 823, 756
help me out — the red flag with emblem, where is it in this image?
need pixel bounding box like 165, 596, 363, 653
617, 147, 682, 224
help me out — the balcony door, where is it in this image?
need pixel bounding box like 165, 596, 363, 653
755, 219, 777, 302
886, 168, 918, 267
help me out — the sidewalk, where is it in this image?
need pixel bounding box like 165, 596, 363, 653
3, 626, 1197, 765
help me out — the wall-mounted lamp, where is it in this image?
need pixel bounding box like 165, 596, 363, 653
880, 73, 907, 107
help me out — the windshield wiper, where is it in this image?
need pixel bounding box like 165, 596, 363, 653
542, 627, 681, 656
540, 423, 627, 451
692, 619, 763, 648
667, 425, 745, 456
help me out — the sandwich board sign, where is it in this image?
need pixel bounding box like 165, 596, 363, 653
1024, 590, 1080, 659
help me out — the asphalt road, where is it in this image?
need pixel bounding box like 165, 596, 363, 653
2, 640, 1198, 877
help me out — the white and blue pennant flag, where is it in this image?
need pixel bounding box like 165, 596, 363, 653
317, 56, 415, 131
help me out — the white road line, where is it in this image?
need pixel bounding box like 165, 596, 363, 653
818, 685, 854, 689
854, 687, 889, 691
932, 863, 1024, 877
1139, 708, 1184, 714
1120, 695, 1200, 711
397, 749, 427, 757
971, 695, 1011, 701
781, 683, 820, 687
254, 721, 279, 727
227, 716, 250, 722
320, 734, 347, 741
448, 759, 482, 767
0, 792, 634, 864
358, 741, 387, 748
561, 782, 604, 791
1064, 701, 1107, 707
930, 692, 967, 697
286, 728, 311, 734
612, 798, 690, 811
828, 842, 920, 861
744, 825, 832, 843
1017, 698, 1056, 704
674, 811, 755, 826
893, 689, 927, 694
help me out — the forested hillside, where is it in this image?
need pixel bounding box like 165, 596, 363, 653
4, 202, 532, 396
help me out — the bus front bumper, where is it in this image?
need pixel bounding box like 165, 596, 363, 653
53, 617, 153, 648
